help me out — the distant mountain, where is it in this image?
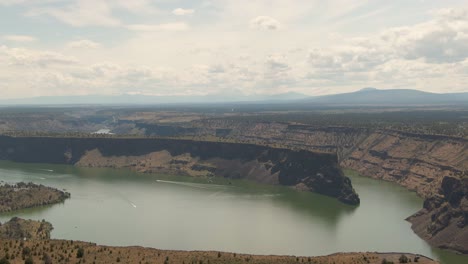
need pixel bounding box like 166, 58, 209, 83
0, 92, 309, 106
1, 88, 466, 106
300, 88, 468, 106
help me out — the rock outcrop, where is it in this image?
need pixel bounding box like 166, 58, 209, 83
341, 131, 466, 199
407, 176, 468, 254
0, 136, 359, 205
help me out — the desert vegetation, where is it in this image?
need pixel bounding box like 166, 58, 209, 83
0, 182, 70, 213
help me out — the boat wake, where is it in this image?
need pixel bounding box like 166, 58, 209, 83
37, 169, 54, 172
156, 179, 228, 190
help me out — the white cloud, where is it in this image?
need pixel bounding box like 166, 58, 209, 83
67, 39, 101, 49
172, 8, 195, 16
126, 22, 189, 32
431, 8, 468, 21
0, 0, 61, 5
26, 0, 120, 27
3, 35, 37, 42
1, 46, 77, 67
2, 2, 468, 98
250, 16, 281, 30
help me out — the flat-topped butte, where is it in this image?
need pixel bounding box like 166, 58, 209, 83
0, 182, 70, 213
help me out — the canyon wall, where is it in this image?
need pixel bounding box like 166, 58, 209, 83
0, 136, 359, 205
407, 176, 468, 254
179, 121, 466, 199
142, 121, 468, 253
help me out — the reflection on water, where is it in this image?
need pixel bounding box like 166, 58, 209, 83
0, 161, 466, 264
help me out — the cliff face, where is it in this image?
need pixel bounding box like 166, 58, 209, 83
341, 131, 467, 198
140, 121, 468, 254
407, 176, 468, 254
184, 121, 467, 199
0, 136, 359, 205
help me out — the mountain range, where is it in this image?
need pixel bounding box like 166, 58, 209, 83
1, 88, 467, 106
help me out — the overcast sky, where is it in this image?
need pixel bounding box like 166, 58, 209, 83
1, 0, 468, 98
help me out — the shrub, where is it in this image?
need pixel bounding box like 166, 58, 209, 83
22, 247, 31, 257
76, 248, 84, 258
399, 255, 408, 263
24, 257, 34, 264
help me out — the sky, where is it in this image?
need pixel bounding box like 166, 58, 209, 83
1, 0, 468, 99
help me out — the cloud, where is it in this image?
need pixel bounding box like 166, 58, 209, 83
368, 8, 468, 64
23, 0, 160, 27
172, 8, 195, 16
250, 16, 281, 30
431, 8, 468, 21
2, 3, 468, 98
126, 22, 189, 32
1, 45, 77, 67
26, 0, 121, 27
3, 35, 37, 42
0, 0, 61, 5
67, 39, 101, 49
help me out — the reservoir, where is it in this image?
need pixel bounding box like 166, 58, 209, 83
0, 161, 466, 264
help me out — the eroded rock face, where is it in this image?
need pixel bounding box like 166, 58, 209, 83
145, 121, 466, 200
0, 136, 359, 205
407, 176, 468, 254
341, 131, 467, 199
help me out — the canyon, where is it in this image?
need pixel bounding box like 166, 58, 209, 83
0, 113, 467, 255
135, 120, 468, 254
0, 136, 359, 205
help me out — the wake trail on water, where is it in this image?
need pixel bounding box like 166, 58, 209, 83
113, 189, 138, 209
155, 180, 230, 190
37, 169, 54, 172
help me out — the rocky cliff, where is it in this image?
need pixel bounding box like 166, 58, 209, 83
180, 121, 466, 199
0, 136, 359, 205
140, 120, 468, 253
341, 131, 466, 198
407, 176, 468, 254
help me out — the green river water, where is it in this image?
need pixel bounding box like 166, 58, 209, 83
0, 161, 466, 264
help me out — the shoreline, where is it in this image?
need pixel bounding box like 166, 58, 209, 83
0, 238, 440, 264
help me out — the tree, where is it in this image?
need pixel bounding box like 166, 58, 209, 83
399, 255, 408, 263
24, 257, 34, 264
76, 247, 84, 258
